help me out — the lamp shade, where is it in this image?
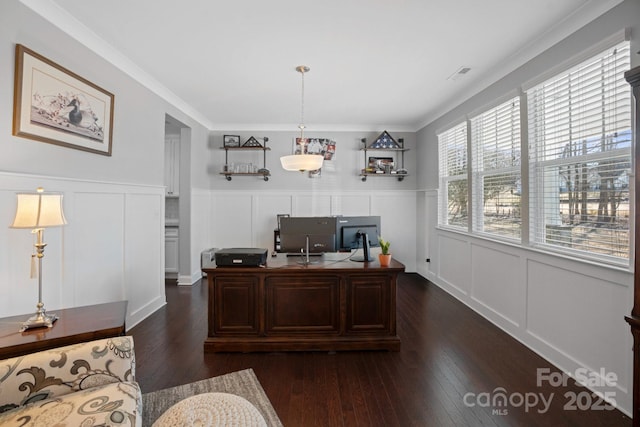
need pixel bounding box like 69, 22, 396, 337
10, 191, 67, 229
280, 154, 324, 172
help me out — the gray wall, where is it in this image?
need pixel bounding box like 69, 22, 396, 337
207, 130, 417, 191
0, 1, 211, 327
414, 0, 640, 416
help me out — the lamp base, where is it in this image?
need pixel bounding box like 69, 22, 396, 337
20, 312, 58, 332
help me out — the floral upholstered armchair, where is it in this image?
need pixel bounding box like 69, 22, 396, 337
0, 336, 141, 426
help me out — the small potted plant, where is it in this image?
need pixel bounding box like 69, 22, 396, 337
378, 236, 391, 267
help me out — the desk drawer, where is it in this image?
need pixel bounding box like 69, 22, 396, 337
265, 276, 340, 335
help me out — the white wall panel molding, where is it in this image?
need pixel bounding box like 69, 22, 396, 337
0, 171, 165, 330
178, 274, 197, 287
525, 258, 630, 406
436, 233, 471, 296
190, 188, 213, 282
206, 189, 417, 272
0, 170, 164, 193
470, 242, 522, 329
428, 227, 633, 415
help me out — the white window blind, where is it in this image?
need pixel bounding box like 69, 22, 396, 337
527, 40, 631, 261
438, 122, 468, 229
471, 97, 521, 239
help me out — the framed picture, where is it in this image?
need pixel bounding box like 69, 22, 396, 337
13, 44, 114, 156
242, 136, 262, 147
293, 137, 337, 177
368, 156, 394, 171
223, 135, 241, 147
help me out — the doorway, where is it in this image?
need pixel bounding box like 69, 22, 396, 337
164, 114, 191, 285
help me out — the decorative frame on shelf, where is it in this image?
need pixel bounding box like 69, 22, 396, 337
223, 135, 241, 147
359, 135, 408, 181
368, 156, 394, 171
242, 136, 263, 147
13, 44, 114, 156
370, 130, 400, 149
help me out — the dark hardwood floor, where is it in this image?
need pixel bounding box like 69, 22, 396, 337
129, 274, 631, 426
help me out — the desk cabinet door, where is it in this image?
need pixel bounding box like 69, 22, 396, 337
346, 275, 392, 334
265, 276, 340, 334
212, 276, 259, 335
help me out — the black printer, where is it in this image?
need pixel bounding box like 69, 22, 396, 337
214, 248, 268, 267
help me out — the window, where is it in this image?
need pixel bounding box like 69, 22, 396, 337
527, 41, 631, 261
471, 97, 521, 239
438, 122, 468, 229
437, 39, 632, 264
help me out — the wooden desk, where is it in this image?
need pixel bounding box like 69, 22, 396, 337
203, 254, 404, 352
0, 301, 127, 359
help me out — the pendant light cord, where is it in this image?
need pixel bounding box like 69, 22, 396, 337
297, 66, 308, 140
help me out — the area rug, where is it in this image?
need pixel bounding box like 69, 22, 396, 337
142, 368, 283, 426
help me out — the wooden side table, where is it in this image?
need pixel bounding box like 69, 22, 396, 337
0, 301, 127, 359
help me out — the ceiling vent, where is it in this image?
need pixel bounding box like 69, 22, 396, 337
447, 66, 471, 81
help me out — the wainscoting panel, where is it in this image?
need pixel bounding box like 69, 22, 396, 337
470, 243, 522, 328
430, 225, 633, 414
0, 172, 166, 330
371, 193, 417, 271
330, 194, 371, 216
190, 188, 212, 278
293, 194, 332, 217
254, 194, 292, 251
207, 190, 417, 273
436, 233, 471, 296
526, 259, 630, 396
71, 192, 125, 306
210, 194, 253, 248
124, 193, 165, 326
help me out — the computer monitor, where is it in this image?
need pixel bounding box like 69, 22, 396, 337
279, 216, 337, 254
279, 233, 336, 255
336, 216, 381, 251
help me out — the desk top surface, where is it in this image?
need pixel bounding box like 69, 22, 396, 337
203, 252, 405, 273
0, 301, 127, 359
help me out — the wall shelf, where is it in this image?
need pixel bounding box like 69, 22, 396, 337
220, 140, 270, 181
359, 137, 409, 182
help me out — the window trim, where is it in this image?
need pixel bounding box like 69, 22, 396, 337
526, 39, 632, 263
521, 28, 629, 92
470, 95, 522, 240
436, 32, 632, 268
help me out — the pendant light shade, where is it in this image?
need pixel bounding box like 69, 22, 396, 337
280, 153, 324, 172
280, 65, 324, 172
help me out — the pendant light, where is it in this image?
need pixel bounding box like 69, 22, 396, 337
280, 65, 324, 172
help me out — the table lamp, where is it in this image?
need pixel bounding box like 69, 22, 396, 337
10, 187, 67, 332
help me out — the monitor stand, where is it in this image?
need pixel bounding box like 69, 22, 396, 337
352, 232, 373, 262
294, 235, 322, 265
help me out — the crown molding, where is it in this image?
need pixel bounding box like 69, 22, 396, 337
413, 0, 625, 131
20, 0, 215, 130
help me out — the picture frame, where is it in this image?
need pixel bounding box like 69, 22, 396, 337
242, 136, 263, 147
370, 130, 400, 149
293, 137, 337, 178
293, 138, 336, 160
13, 44, 114, 156
223, 135, 241, 147
368, 156, 394, 171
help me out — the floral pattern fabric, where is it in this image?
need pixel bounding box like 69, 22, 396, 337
0, 336, 141, 426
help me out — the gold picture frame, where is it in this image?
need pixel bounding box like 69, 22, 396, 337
13, 44, 115, 156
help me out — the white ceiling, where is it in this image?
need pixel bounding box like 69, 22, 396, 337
23, 0, 623, 131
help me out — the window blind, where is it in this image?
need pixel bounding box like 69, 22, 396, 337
438, 122, 468, 229
527, 40, 631, 261
471, 97, 521, 239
